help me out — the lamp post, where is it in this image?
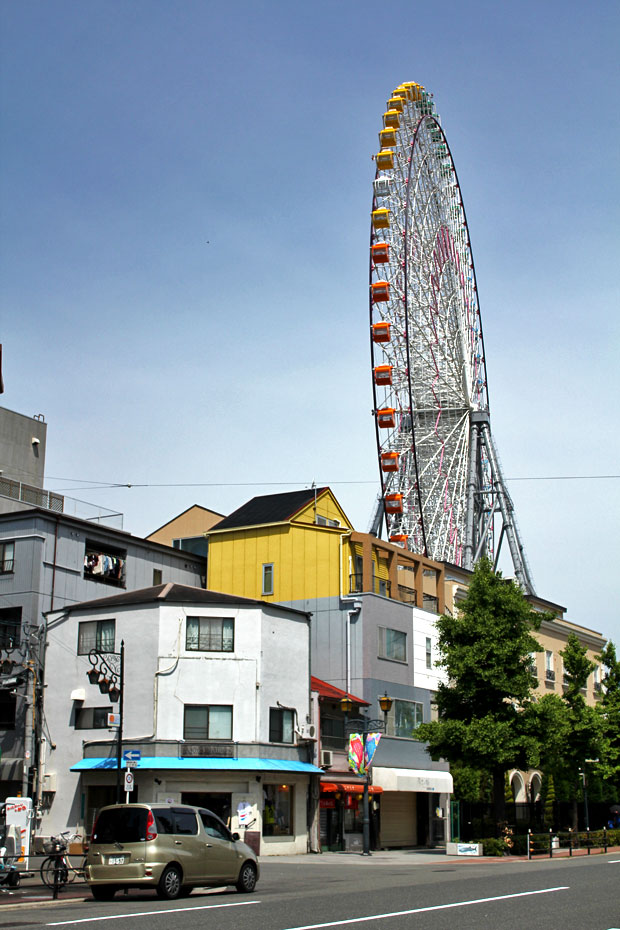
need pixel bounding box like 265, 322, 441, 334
340, 692, 393, 856
87, 641, 124, 802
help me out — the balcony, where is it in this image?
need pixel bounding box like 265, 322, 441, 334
348, 574, 391, 598
545, 669, 555, 683
397, 585, 417, 605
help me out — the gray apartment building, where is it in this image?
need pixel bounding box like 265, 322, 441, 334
0, 405, 206, 804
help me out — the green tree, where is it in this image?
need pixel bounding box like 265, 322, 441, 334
557, 634, 602, 828
542, 771, 556, 829
594, 641, 620, 792
414, 558, 546, 828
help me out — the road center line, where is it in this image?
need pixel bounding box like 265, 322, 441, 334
276, 886, 570, 930
46, 899, 260, 926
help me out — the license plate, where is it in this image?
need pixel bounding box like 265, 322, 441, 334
108, 855, 127, 865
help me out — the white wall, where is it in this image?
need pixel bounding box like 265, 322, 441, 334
411, 606, 445, 692
41, 598, 312, 854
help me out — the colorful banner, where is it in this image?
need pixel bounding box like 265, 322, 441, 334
364, 732, 382, 769
348, 733, 365, 775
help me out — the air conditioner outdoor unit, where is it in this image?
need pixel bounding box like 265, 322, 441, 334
321, 749, 333, 767
300, 724, 316, 740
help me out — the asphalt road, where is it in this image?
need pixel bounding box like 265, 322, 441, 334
1, 853, 619, 930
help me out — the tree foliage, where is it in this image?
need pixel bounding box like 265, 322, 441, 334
594, 641, 620, 788
415, 558, 547, 823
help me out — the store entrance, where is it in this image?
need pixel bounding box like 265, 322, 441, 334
181, 792, 232, 827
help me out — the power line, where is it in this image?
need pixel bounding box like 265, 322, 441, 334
46, 474, 620, 493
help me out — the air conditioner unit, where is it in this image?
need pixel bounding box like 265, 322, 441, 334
299, 724, 316, 740
321, 749, 333, 767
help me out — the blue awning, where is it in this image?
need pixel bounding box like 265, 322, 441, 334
70, 756, 322, 774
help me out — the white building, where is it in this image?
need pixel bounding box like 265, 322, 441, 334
42, 583, 321, 856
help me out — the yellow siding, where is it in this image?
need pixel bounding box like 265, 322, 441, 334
294, 492, 352, 528
208, 523, 345, 601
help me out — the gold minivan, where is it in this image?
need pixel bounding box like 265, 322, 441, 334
85, 803, 259, 900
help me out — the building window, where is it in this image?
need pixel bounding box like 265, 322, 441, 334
186, 617, 234, 652
84, 542, 126, 587
75, 707, 111, 729
183, 704, 232, 740
545, 651, 555, 682
0, 607, 21, 649
262, 563, 274, 596
378, 626, 407, 663
386, 699, 423, 738
0, 691, 17, 729
172, 537, 209, 557
77, 619, 115, 655
263, 784, 292, 836
316, 515, 340, 527
594, 665, 602, 693
153, 569, 163, 585
269, 708, 294, 743
425, 637, 432, 669
0, 541, 14, 574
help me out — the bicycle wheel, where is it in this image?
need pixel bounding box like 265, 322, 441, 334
40, 856, 69, 888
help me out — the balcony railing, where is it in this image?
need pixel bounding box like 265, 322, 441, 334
348, 574, 391, 597
545, 669, 555, 682
397, 585, 417, 604
0, 476, 63, 513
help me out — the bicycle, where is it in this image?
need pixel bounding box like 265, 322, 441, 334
40, 832, 87, 888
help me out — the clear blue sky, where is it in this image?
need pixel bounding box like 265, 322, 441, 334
2, 1, 619, 643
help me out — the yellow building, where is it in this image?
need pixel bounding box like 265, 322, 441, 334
206, 486, 445, 612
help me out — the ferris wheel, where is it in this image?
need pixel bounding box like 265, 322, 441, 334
369, 81, 534, 592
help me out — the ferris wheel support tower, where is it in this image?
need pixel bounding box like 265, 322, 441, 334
368, 81, 535, 594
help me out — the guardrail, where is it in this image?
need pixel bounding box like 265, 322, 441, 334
527, 828, 613, 859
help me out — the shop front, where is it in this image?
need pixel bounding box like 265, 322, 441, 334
319, 781, 383, 852
372, 766, 452, 848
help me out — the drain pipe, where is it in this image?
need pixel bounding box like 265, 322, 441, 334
345, 604, 361, 696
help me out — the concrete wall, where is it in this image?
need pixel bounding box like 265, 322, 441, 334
0, 407, 47, 489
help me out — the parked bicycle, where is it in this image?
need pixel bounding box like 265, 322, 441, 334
40, 832, 87, 888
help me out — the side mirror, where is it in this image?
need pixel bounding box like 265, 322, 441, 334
232, 832, 240, 842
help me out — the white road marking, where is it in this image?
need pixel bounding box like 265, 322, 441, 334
276, 886, 570, 930
607, 859, 620, 863
46, 899, 260, 926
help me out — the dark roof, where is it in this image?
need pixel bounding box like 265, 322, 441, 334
45, 582, 309, 617
210, 488, 329, 531
311, 676, 369, 706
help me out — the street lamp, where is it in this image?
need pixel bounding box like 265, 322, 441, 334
340, 692, 393, 856
86, 641, 125, 802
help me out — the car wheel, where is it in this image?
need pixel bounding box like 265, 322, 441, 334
236, 861, 257, 893
156, 865, 183, 900
7, 871, 20, 888
91, 885, 117, 901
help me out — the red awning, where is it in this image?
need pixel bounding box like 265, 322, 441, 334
320, 782, 383, 795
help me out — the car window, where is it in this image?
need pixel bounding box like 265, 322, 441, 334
199, 810, 231, 841
153, 809, 175, 834
173, 809, 198, 835
92, 808, 148, 843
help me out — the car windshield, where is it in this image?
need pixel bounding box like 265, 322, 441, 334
93, 808, 148, 843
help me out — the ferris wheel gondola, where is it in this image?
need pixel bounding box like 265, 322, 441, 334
369, 82, 534, 592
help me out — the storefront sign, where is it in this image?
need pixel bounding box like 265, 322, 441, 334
320, 798, 336, 809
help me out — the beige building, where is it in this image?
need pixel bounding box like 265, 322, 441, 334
146, 504, 223, 553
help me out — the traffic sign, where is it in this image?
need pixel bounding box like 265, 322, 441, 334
123, 750, 141, 762
124, 770, 135, 792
